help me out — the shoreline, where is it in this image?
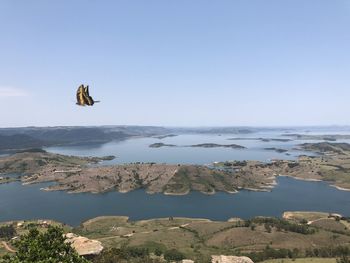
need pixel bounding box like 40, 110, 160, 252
3, 174, 350, 195
163, 189, 191, 195
0, 209, 346, 227
278, 174, 323, 182
279, 174, 350, 191
330, 184, 350, 191
2, 141, 350, 195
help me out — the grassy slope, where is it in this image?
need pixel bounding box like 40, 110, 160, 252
72, 215, 350, 261
1, 214, 350, 261
262, 258, 337, 263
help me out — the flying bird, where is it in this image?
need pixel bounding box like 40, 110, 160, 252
76, 84, 100, 106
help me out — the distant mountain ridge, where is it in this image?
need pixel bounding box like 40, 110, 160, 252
5, 125, 348, 152
0, 134, 45, 151
0, 126, 169, 152
0, 125, 258, 152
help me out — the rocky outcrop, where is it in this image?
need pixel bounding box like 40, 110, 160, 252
65, 233, 103, 256
211, 255, 254, 263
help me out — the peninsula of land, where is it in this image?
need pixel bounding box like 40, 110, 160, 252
1, 142, 350, 195
282, 134, 350, 141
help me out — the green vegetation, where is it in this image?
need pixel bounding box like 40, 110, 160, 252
0, 226, 88, 263
92, 247, 162, 263
262, 258, 337, 263
164, 166, 191, 194
246, 245, 350, 262
249, 217, 317, 234
337, 256, 350, 263
72, 214, 350, 262
0, 177, 20, 184
283, 211, 330, 222
0, 226, 15, 240
0, 214, 350, 262
163, 248, 185, 261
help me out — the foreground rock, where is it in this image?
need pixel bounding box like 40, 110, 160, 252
212, 255, 254, 263
65, 233, 103, 256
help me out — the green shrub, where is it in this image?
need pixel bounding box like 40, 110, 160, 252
164, 249, 185, 261
0, 225, 16, 240
1, 226, 88, 263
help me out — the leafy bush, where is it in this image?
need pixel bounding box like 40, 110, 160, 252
154, 247, 162, 256
0, 226, 88, 263
251, 217, 316, 234
337, 256, 350, 263
0, 225, 16, 240
164, 249, 185, 261
305, 245, 350, 258
246, 246, 299, 262
92, 247, 162, 263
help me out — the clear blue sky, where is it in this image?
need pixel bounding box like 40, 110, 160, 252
0, 0, 349, 127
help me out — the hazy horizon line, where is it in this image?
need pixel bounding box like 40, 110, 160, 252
1, 124, 350, 129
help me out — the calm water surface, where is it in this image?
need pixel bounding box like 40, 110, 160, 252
1, 132, 349, 225
0, 177, 349, 226
44, 133, 316, 164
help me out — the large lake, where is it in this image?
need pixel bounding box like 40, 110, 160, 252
44, 132, 318, 164
1, 131, 350, 226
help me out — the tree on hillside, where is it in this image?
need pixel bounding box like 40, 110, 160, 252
0, 225, 16, 240
338, 256, 350, 263
92, 247, 164, 263
0, 226, 89, 263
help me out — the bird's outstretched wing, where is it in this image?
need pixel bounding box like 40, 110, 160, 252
76, 85, 86, 106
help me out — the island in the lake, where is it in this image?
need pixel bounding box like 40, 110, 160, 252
189, 143, 246, 149
149, 143, 246, 149
149, 143, 177, 148
1, 142, 350, 195
263, 147, 288, 153
228, 137, 292, 142
153, 134, 178, 139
